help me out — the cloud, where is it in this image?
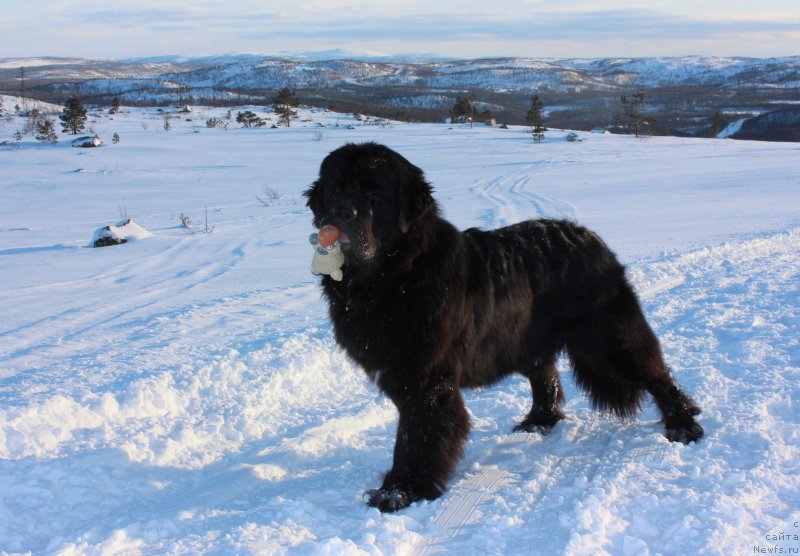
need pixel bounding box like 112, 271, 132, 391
67, 5, 800, 41
72, 7, 273, 27
237, 9, 800, 43
5, 3, 799, 58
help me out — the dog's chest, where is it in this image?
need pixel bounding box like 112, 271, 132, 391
326, 279, 435, 371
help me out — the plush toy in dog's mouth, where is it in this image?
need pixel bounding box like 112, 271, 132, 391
309, 225, 347, 281
318, 224, 350, 249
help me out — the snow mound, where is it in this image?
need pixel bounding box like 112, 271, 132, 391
89, 219, 154, 247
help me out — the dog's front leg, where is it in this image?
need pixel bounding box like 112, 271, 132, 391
367, 376, 470, 512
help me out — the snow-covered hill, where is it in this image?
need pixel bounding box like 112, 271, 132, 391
4, 54, 797, 139
4, 55, 799, 94
0, 103, 798, 554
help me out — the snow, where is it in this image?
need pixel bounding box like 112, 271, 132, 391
1, 100, 799, 555
0, 58, 92, 69
718, 119, 746, 139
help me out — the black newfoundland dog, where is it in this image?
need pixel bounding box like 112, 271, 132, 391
304, 142, 703, 512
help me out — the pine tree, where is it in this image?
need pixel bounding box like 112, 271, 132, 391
451, 95, 491, 128
35, 118, 58, 143
112, 132, 120, 144
236, 110, 265, 128
450, 96, 474, 124
711, 110, 725, 138
59, 96, 87, 134
272, 87, 299, 127
619, 91, 646, 137
526, 95, 547, 143
110, 97, 120, 115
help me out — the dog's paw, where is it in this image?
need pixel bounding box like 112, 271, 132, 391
665, 422, 704, 444
365, 488, 418, 512
513, 422, 555, 434
513, 410, 563, 434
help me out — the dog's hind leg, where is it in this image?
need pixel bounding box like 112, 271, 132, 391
566, 283, 703, 443
647, 376, 703, 442
514, 358, 565, 433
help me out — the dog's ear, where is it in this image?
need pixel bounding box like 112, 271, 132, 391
397, 159, 435, 234
307, 150, 349, 228
303, 181, 324, 228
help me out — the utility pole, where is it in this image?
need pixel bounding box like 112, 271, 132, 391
20, 67, 28, 110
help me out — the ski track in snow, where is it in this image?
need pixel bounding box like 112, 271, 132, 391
1, 105, 799, 554
470, 157, 581, 227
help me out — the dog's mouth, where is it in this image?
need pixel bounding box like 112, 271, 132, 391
321, 210, 377, 262
336, 225, 377, 262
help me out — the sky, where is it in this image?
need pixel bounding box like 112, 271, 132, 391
4, 0, 800, 60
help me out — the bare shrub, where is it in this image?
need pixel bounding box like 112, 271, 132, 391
256, 184, 281, 206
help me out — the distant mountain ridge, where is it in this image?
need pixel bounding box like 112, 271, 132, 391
2, 54, 798, 139
3, 54, 798, 92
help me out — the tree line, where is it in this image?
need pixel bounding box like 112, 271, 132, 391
6, 86, 305, 145
449, 92, 654, 140
7, 86, 730, 146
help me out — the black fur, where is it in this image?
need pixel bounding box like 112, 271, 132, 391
304, 142, 703, 512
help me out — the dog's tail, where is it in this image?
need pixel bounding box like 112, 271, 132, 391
569, 357, 648, 419
564, 281, 668, 420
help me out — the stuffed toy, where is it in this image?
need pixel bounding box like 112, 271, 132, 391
309, 224, 345, 281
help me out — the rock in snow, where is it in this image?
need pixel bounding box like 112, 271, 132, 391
90, 218, 154, 247
71, 135, 102, 148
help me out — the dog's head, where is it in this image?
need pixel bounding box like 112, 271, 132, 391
304, 142, 436, 264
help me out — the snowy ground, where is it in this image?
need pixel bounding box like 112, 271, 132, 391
1, 97, 799, 555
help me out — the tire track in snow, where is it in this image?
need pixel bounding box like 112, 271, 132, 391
0, 202, 307, 379
0, 242, 325, 405
0, 236, 245, 361
0, 278, 326, 402
417, 417, 673, 555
